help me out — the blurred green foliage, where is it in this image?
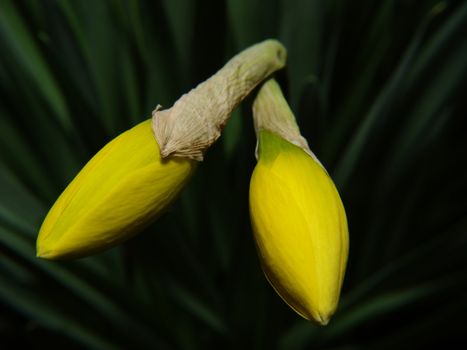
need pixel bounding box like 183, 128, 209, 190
1, 0, 467, 349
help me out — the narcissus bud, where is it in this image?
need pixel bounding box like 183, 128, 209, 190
37, 120, 195, 259
37, 40, 287, 260
249, 79, 349, 325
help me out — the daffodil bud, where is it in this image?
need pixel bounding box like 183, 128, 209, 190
37, 120, 195, 259
37, 40, 287, 260
249, 79, 349, 325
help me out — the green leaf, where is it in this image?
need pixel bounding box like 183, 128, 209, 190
0, 0, 72, 131
331, 14, 428, 186
327, 284, 439, 340
169, 282, 228, 335
279, 0, 325, 109
226, 0, 280, 48
0, 165, 46, 236
0, 267, 118, 350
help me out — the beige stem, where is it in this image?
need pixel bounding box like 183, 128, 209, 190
252, 79, 323, 166
152, 39, 287, 161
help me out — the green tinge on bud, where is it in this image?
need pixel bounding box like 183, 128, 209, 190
250, 80, 349, 325
37, 120, 195, 260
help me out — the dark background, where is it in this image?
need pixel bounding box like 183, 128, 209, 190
1, 0, 467, 349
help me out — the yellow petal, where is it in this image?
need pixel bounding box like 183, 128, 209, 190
249, 131, 348, 324
37, 119, 195, 259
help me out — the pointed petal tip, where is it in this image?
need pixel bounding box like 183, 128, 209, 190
36, 251, 50, 260
36, 248, 54, 260
301, 308, 332, 326
316, 313, 330, 326
36, 245, 63, 260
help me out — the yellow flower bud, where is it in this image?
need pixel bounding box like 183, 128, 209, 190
250, 80, 349, 325
37, 120, 195, 259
